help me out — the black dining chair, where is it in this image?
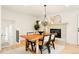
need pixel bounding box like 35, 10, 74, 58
26, 32, 36, 52
38, 35, 51, 54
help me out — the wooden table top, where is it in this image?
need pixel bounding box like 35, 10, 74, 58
20, 34, 43, 41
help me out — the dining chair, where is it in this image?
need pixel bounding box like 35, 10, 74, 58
39, 35, 51, 54
26, 32, 36, 52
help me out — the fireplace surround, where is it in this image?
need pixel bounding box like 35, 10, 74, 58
50, 29, 61, 38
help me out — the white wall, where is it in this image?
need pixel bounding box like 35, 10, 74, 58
61, 11, 77, 44
2, 10, 35, 34
2, 7, 35, 43
0, 5, 1, 50
48, 10, 78, 44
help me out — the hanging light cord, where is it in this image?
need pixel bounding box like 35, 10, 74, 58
44, 5, 47, 20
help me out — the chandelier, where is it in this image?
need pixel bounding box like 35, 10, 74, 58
41, 5, 48, 27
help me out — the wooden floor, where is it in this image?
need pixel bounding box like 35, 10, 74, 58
1, 40, 79, 54
61, 44, 79, 54
0, 40, 25, 52
51, 40, 79, 54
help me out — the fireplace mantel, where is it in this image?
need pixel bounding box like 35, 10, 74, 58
48, 23, 68, 26
47, 23, 68, 30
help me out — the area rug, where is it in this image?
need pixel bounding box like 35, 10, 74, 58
0, 44, 64, 54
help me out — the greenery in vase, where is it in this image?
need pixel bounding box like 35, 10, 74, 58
34, 20, 40, 31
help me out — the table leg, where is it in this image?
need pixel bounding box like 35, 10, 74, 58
26, 39, 29, 51
36, 40, 39, 54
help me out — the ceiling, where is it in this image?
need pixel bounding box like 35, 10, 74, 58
2, 5, 79, 17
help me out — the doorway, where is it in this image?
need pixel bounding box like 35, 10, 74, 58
1, 20, 16, 48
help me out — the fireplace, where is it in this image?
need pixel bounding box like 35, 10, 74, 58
50, 29, 61, 38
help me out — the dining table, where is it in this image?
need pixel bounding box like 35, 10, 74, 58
20, 34, 43, 54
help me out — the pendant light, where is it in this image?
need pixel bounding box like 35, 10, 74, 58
41, 5, 48, 27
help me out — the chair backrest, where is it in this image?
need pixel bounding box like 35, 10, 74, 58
50, 34, 55, 41
43, 35, 50, 44
27, 32, 35, 35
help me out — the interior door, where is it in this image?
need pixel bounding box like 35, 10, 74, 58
1, 20, 16, 48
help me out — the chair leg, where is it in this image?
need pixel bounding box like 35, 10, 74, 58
31, 42, 34, 51
52, 42, 55, 49
34, 46, 36, 53
51, 41, 55, 49
26, 40, 29, 51
47, 45, 51, 53
39, 46, 42, 54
